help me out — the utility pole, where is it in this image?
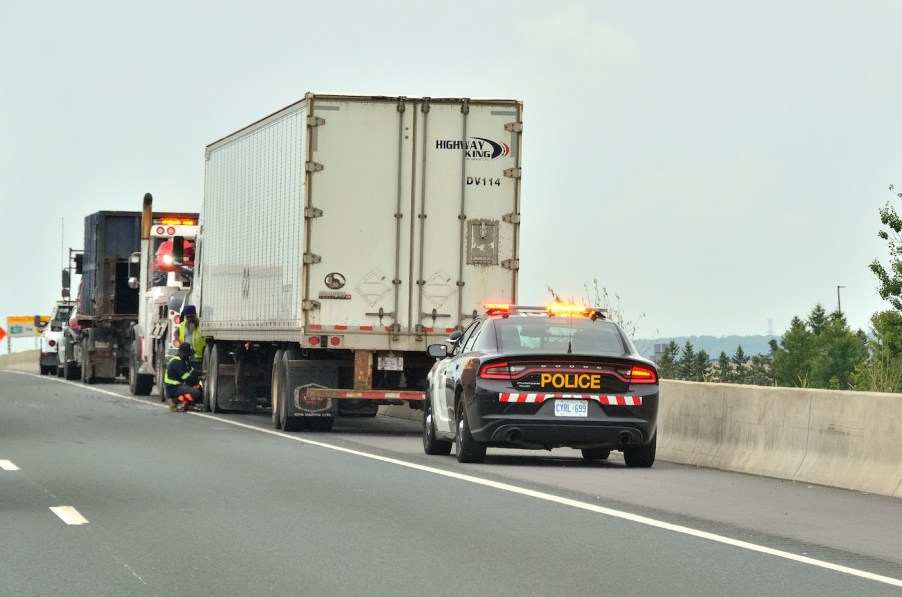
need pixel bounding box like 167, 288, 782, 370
837, 285, 846, 313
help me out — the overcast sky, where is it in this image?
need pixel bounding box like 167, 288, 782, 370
2, 1, 901, 351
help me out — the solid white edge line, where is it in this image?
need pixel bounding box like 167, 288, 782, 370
50, 506, 89, 525
195, 414, 902, 589
13, 370, 902, 588
0, 460, 20, 471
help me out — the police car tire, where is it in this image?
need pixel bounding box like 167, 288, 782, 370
423, 392, 452, 455
581, 448, 611, 461
455, 401, 486, 464
623, 433, 656, 468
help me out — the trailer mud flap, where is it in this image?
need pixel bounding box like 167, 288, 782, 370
286, 359, 339, 415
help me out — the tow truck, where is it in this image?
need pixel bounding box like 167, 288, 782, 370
127, 193, 200, 398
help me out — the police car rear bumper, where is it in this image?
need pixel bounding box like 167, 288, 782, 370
468, 389, 658, 449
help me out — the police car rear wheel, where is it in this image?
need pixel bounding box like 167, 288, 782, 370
455, 401, 486, 464
423, 392, 452, 456
623, 433, 656, 468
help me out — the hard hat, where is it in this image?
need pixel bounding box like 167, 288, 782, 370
182, 305, 197, 317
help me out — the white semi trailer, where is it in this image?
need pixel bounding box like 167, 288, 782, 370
196, 93, 523, 431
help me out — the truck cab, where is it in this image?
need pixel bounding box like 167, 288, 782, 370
127, 197, 200, 398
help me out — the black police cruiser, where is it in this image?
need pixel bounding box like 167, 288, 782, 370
423, 304, 659, 466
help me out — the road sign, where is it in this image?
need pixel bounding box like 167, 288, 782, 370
0, 327, 6, 342
6, 316, 46, 337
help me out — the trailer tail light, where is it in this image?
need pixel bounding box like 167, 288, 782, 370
329, 336, 341, 347
308, 336, 321, 347
48, 340, 56, 348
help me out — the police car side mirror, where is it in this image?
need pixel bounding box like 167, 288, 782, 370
427, 344, 448, 359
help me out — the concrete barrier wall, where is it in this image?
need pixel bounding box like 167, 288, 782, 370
658, 380, 902, 499
0, 349, 39, 372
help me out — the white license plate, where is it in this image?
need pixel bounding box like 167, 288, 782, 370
377, 356, 404, 371
554, 399, 588, 417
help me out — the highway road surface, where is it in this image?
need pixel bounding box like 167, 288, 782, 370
1, 369, 901, 596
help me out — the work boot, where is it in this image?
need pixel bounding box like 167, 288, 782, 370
167, 399, 178, 412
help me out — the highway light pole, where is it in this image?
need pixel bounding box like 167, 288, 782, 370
837, 285, 846, 313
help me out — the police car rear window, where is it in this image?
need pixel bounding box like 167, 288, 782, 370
495, 320, 626, 355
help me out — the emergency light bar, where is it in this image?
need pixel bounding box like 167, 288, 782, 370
482, 303, 607, 319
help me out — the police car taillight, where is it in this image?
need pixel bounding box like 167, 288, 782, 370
479, 362, 511, 379
628, 366, 657, 384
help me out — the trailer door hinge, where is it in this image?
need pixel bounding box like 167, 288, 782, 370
504, 122, 523, 133
504, 167, 521, 179
307, 115, 326, 127
303, 253, 321, 264
302, 300, 321, 311
305, 207, 323, 219
306, 161, 324, 172
502, 212, 520, 224
501, 258, 520, 270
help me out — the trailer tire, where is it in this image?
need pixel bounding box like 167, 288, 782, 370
277, 351, 304, 432
271, 350, 285, 429
129, 340, 154, 396
207, 343, 225, 413
81, 338, 95, 384
307, 418, 334, 432
64, 361, 79, 380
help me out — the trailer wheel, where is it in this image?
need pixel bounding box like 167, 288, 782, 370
207, 343, 224, 413
129, 340, 154, 396
278, 351, 303, 432
64, 361, 78, 380
271, 350, 284, 429
81, 338, 95, 384
307, 418, 334, 432
202, 345, 213, 412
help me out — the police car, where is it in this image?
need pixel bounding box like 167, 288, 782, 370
423, 304, 659, 466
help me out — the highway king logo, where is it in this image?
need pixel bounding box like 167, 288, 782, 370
435, 137, 510, 160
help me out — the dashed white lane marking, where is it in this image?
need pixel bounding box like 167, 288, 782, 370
0, 460, 20, 470
50, 506, 89, 525
13, 370, 902, 588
